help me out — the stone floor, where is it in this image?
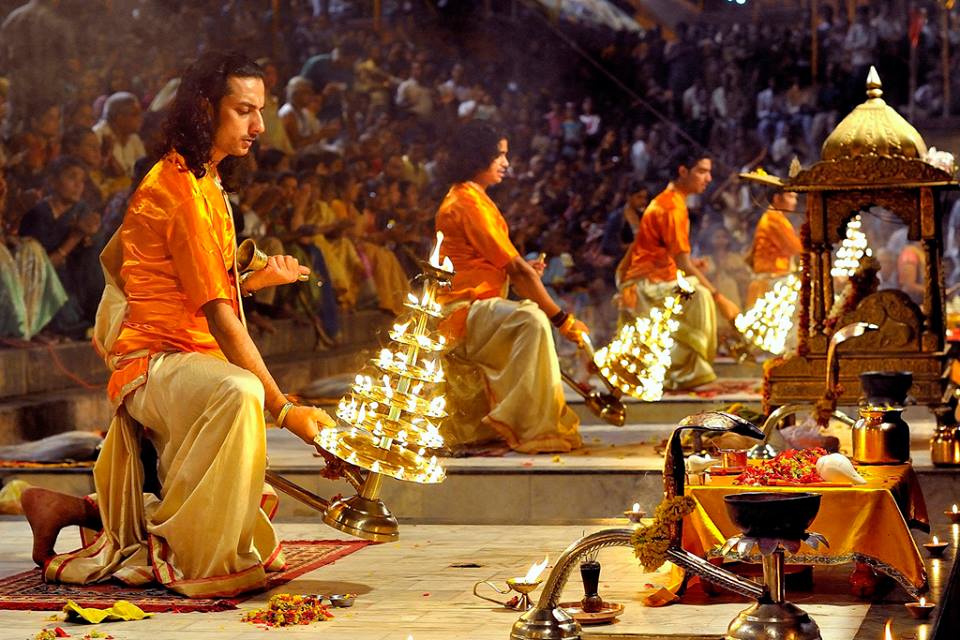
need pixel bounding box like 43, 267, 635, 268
0, 518, 915, 640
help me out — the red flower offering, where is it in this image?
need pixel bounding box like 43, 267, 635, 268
241, 594, 334, 628
733, 448, 826, 486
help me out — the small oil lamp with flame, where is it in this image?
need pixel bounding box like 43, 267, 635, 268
883, 619, 895, 640
905, 596, 935, 620
623, 502, 645, 524
944, 504, 960, 524
474, 556, 550, 611
923, 535, 948, 557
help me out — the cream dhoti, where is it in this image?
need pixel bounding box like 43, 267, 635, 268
618, 276, 717, 390
44, 352, 284, 597
443, 298, 581, 454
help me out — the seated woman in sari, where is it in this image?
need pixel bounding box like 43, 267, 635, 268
0, 167, 68, 342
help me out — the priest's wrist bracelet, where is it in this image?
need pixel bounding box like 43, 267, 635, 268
239, 271, 254, 298
550, 309, 569, 328
276, 401, 295, 428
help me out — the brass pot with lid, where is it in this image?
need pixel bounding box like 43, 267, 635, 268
851, 371, 912, 465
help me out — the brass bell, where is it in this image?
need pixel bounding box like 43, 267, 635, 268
237, 238, 268, 273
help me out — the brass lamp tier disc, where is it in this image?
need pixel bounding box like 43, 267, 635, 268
314, 429, 446, 484
403, 300, 445, 319
387, 329, 448, 353
594, 341, 667, 400
417, 260, 456, 283
336, 402, 445, 448
372, 358, 445, 385
599, 364, 663, 399
346, 384, 448, 420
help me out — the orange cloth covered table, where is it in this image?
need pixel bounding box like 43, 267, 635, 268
683, 464, 930, 596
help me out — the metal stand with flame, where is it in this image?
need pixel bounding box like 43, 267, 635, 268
266, 234, 455, 543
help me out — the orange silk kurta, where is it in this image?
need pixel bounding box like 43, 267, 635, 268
621, 184, 690, 283
106, 152, 238, 401
435, 181, 519, 338
751, 208, 803, 274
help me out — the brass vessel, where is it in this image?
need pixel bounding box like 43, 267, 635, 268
851, 406, 911, 464
851, 370, 912, 464
930, 423, 960, 466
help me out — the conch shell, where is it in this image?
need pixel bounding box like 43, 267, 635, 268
816, 453, 866, 485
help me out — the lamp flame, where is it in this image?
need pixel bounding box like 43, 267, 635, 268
933, 535, 940, 544
632, 502, 641, 513
952, 503, 958, 513
521, 556, 549, 583
428, 231, 454, 272
920, 596, 926, 606
883, 619, 893, 640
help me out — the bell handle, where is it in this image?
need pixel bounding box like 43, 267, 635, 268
560, 369, 591, 401
473, 580, 512, 606
577, 334, 620, 397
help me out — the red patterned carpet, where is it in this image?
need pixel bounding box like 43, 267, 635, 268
0, 539, 369, 613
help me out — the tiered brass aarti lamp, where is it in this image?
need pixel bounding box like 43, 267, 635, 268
734, 274, 801, 356
592, 272, 695, 401
264, 233, 455, 542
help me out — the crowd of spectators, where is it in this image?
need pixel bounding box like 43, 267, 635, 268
0, 0, 958, 352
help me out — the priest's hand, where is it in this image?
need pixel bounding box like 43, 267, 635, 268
528, 253, 546, 276
713, 292, 741, 323
242, 254, 311, 293
282, 405, 337, 447
559, 314, 590, 346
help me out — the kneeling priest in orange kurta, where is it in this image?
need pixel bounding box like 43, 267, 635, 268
435, 123, 585, 454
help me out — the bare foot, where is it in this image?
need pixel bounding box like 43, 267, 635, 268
21, 488, 100, 567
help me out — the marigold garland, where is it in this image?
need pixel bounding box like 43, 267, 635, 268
631, 495, 696, 571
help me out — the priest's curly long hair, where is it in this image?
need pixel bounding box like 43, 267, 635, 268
163, 51, 264, 186
442, 121, 505, 185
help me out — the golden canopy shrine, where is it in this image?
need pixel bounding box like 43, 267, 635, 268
758, 68, 960, 447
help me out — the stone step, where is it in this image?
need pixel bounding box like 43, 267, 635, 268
568, 379, 763, 426
8, 455, 957, 529
7, 417, 954, 529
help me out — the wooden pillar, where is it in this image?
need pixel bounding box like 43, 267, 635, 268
808, 195, 827, 337
920, 187, 944, 350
